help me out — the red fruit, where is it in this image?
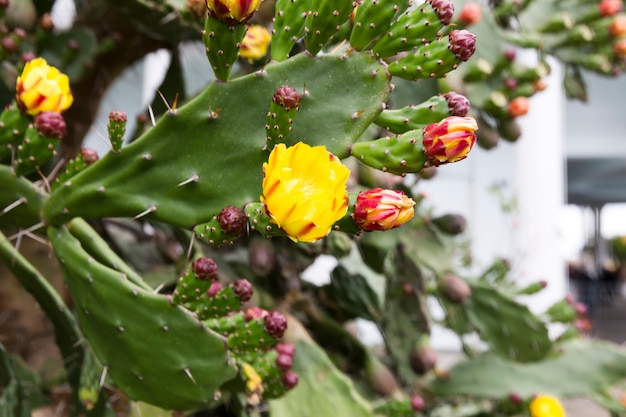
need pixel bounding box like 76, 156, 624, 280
276, 342, 296, 358
275, 354, 293, 371
282, 370, 299, 389
191, 257, 218, 280
410, 394, 426, 411
232, 279, 253, 302
264, 311, 287, 338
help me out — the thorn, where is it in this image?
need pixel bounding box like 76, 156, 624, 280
21, 231, 48, 246
1, 197, 27, 215
89, 126, 114, 150
184, 367, 197, 384
172, 93, 179, 111
8, 222, 45, 241
176, 174, 199, 187
147, 105, 157, 127
36, 167, 51, 193
156, 89, 177, 114
186, 233, 196, 260
133, 206, 156, 220
46, 157, 68, 185
99, 366, 108, 391
331, 39, 347, 54
351, 110, 366, 119
208, 106, 221, 119
153, 282, 165, 294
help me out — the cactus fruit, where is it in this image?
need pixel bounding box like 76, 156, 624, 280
265, 85, 301, 145
107, 110, 127, 152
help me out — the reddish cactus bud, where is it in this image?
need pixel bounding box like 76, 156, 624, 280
409, 344, 438, 375
34, 112, 66, 139
609, 16, 626, 37
232, 279, 253, 302
0, 0, 9, 9
443, 92, 470, 117
206, 0, 262, 24
39, 13, 54, 31
614, 39, 626, 58
504, 48, 517, 62
276, 342, 296, 358
440, 274, 472, 303
282, 370, 299, 389
431, 213, 467, 235
431, 0, 455, 25
80, 148, 99, 164
504, 78, 518, 90
410, 394, 426, 412
540, 279, 548, 288
218, 205, 247, 236
507, 96, 530, 117
109, 110, 127, 123
272, 85, 300, 110
458, 2, 482, 26
1, 37, 18, 53
264, 311, 287, 338
20, 51, 36, 63
599, 0, 623, 17
574, 302, 588, 316
509, 392, 523, 406
245, 306, 268, 321
423, 116, 478, 166
191, 257, 218, 280
275, 354, 293, 371
13, 28, 26, 39
449, 29, 477, 61
207, 281, 223, 298
353, 188, 416, 232
533, 79, 548, 92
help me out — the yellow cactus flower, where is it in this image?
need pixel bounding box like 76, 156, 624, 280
261, 142, 350, 242
206, 0, 263, 24
530, 394, 567, 417
15, 57, 73, 116
240, 25, 271, 62
422, 116, 478, 166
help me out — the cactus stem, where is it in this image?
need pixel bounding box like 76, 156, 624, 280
184, 367, 197, 384
177, 174, 200, 187
1, 196, 27, 215
133, 205, 157, 220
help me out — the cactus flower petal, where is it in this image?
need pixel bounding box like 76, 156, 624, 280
261, 142, 349, 242
206, 0, 263, 23
240, 25, 271, 61
422, 116, 478, 165
15, 57, 73, 116
529, 394, 566, 417
354, 188, 415, 231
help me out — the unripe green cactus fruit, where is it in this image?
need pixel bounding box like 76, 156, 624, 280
48, 224, 237, 410
43, 52, 390, 228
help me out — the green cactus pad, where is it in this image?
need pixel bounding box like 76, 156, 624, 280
202, 17, 247, 81
14, 125, 59, 177
43, 52, 391, 228
271, 0, 311, 61
349, 0, 412, 51
172, 266, 213, 311
0, 106, 29, 164
304, 0, 355, 55
387, 36, 464, 80
350, 129, 428, 175
374, 94, 452, 134
0, 165, 46, 231
429, 339, 626, 399
48, 224, 237, 411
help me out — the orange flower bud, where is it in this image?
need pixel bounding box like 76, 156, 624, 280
239, 25, 271, 61
206, 0, 263, 24
610, 15, 626, 37
15, 57, 73, 116
533, 79, 548, 92
458, 2, 482, 26
507, 96, 530, 117
353, 188, 415, 231
422, 116, 478, 165
614, 38, 626, 58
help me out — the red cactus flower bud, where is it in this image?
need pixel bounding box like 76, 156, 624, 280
503, 48, 516, 62
80, 148, 99, 164
191, 257, 218, 280
206, 0, 262, 24
449, 29, 477, 61
232, 279, 253, 302
504, 78, 518, 90
275, 353, 293, 371
354, 188, 416, 232
264, 311, 287, 338
440, 274, 472, 303
443, 92, 470, 117
410, 394, 426, 412
409, 344, 438, 375
533, 79, 548, 92
282, 370, 299, 389
218, 205, 247, 236
614, 38, 626, 58
609, 15, 626, 37
109, 110, 127, 123
507, 96, 530, 117
20, 51, 36, 63
509, 392, 523, 406
599, 0, 623, 17
458, 2, 482, 26
1, 37, 18, 53
245, 306, 268, 321
574, 302, 588, 316
34, 111, 67, 139
276, 342, 296, 358
39, 13, 55, 31
423, 116, 478, 166
272, 85, 300, 110
13, 28, 26, 39
207, 281, 223, 298
430, 0, 455, 25
540, 279, 548, 288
